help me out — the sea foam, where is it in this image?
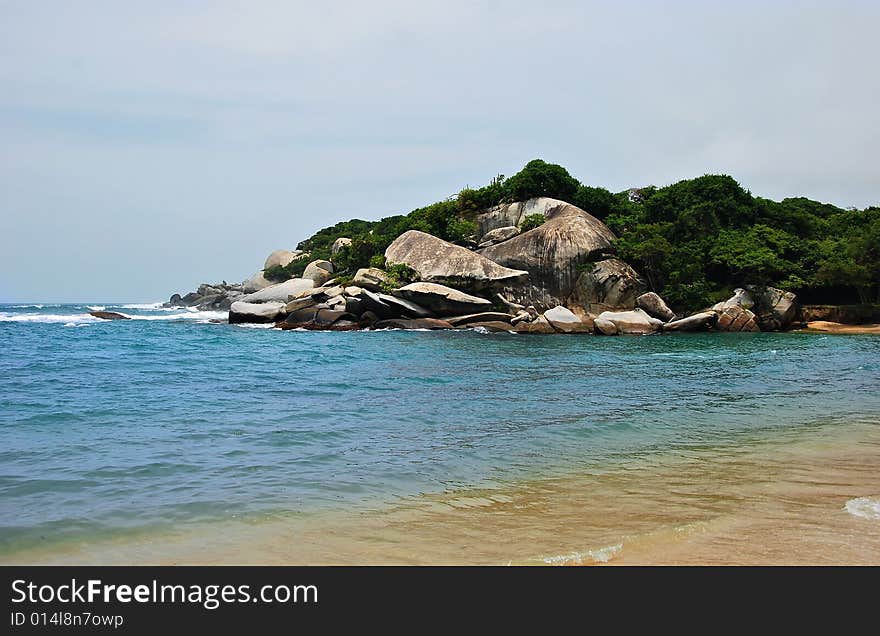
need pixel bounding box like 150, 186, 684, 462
845, 496, 880, 520
542, 543, 623, 565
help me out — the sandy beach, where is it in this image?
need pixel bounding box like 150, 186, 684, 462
804, 321, 880, 335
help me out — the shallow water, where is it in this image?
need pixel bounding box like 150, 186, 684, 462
1, 302, 879, 563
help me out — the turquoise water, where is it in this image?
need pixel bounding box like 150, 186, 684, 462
1, 302, 879, 557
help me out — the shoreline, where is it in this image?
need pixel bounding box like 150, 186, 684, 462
802, 321, 880, 335
5, 418, 878, 566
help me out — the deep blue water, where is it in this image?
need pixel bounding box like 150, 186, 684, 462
1, 302, 879, 556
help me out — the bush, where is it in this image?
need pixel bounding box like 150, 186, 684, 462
503, 159, 579, 202
369, 254, 387, 269
520, 214, 546, 232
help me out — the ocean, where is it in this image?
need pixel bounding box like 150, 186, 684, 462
1, 302, 879, 564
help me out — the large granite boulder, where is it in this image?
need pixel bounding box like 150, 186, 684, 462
746, 286, 798, 331
445, 312, 513, 326
477, 226, 520, 248
713, 288, 755, 311
242, 271, 274, 293
302, 260, 334, 285
229, 301, 287, 324
376, 293, 433, 318
351, 267, 391, 292
475, 197, 569, 237
392, 282, 493, 315
594, 309, 664, 334
385, 230, 528, 291
240, 278, 314, 304
569, 258, 647, 315
715, 305, 760, 332
663, 312, 717, 332
263, 249, 302, 270
543, 306, 593, 333
478, 199, 617, 310
512, 315, 557, 334
330, 237, 352, 256
636, 292, 676, 322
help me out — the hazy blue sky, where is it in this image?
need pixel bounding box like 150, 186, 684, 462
1, 1, 878, 302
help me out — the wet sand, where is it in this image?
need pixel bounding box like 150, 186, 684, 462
5, 419, 879, 566
805, 321, 880, 335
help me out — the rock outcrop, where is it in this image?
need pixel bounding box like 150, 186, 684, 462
90, 311, 130, 320
636, 292, 676, 322
331, 237, 352, 255
385, 230, 528, 291
477, 226, 519, 248
478, 199, 617, 310
663, 311, 717, 332
351, 267, 391, 292
263, 249, 302, 270
242, 271, 274, 294
229, 301, 287, 324
568, 258, 646, 315
240, 278, 314, 304
594, 309, 664, 334
391, 282, 493, 315
543, 306, 593, 333
746, 286, 798, 331
715, 305, 760, 332
302, 260, 334, 286
373, 318, 454, 330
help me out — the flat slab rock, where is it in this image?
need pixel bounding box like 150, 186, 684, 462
392, 282, 493, 315
445, 312, 513, 326
373, 318, 453, 330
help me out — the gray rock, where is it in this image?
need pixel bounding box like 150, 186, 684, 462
355, 289, 397, 318
636, 292, 676, 322
594, 317, 619, 335
263, 249, 301, 271
445, 312, 513, 326
344, 296, 364, 316
475, 197, 568, 238
377, 293, 434, 318
595, 309, 664, 334
285, 296, 318, 313
392, 282, 493, 315
663, 312, 717, 332
477, 225, 520, 248
242, 271, 275, 294
229, 301, 286, 324
543, 305, 593, 333
715, 305, 760, 332
746, 286, 798, 331
330, 237, 353, 255
510, 310, 532, 326
344, 286, 364, 296
240, 278, 314, 304
359, 311, 380, 327
90, 311, 130, 320
385, 230, 528, 291
352, 268, 391, 292
302, 260, 334, 285
569, 258, 647, 315
479, 199, 617, 309
712, 288, 755, 312
513, 315, 557, 334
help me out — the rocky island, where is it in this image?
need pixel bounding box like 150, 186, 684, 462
161, 160, 880, 335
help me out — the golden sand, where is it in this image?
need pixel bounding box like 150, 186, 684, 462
804, 321, 880, 335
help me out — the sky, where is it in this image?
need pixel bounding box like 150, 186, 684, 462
1, 1, 878, 302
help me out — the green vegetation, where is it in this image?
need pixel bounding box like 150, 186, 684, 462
277, 160, 878, 311
519, 213, 546, 232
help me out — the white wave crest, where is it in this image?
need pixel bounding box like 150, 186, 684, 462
87, 305, 106, 311
233, 323, 275, 329
0, 312, 100, 324
117, 302, 164, 310
845, 496, 880, 520
542, 543, 623, 565
128, 310, 227, 321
